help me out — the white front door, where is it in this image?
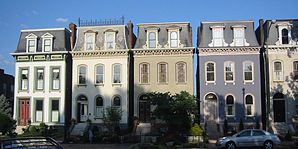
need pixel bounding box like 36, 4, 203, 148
80, 103, 88, 122
205, 100, 216, 121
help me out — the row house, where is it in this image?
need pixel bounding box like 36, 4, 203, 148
132, 22, 194, 130
69, 21, 135, 131
257, 19, 298, 134
197, 20, 262, 134
11, 28, 72, 127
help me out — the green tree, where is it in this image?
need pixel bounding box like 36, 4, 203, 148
103, 106, 122, 135
190, 123, 203, 136
0, 94, 12, 116
148, 91, 197, 135
0, 113, 16, 135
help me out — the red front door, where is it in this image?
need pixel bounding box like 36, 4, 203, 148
19, 99, 30, 126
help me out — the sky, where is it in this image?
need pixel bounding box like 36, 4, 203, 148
0, 0, 297, 94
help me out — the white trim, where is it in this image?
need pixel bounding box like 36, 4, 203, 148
158, 62, 168, 84
292, 60, 298, 80
275, 23, 296, 45
205, 61, 216, 84
224, 61, 235, 84
272, 60, 284, 81
84, 33, 96, 51
139, 63, 150, 84
112, 64, 122, 84
25, 33, 38, 53
105, 32, 116, 50
94, 95, 104, 118
203, 92, 218, 122
21, 28, 67, 32
167, 29, 180, 48
78, 65, 87, 85
208, 26, 228, 47
95, 64, 104, 85
41, 33, 54, 52
230, 26, 250, 47
243, 61, 254, 84
225, 94, 236, 117
244, 93, 255, 117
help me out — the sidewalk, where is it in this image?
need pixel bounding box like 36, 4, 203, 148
62, 144, 132, 149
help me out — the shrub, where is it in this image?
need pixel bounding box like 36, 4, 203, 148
0, 113, 16, 135
190, 123, 203, 136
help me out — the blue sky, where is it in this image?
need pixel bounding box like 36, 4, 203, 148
0, 0, 297, 94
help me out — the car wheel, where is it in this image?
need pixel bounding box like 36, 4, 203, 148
226, 142, 236, 149
264, 141, 273, 149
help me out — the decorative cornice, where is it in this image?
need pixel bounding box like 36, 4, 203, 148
132, 48, 194, 56
13, 53, 66, 62
71, 50, 129, 58
268, 46, 298, 54
198, 47, 260, 56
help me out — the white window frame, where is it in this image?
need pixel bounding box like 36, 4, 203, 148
95, 96, 104, 118
51, 99, 60, 122
205, 61, 216, 84
243, 61, 254, 83
209, 26, 227, 47
225, 94, 235, 117
224, 61, 235, 84
231, 25, 249, 47
41, 33, 54, 52
158, 62, 168, 83
275, 23, 293, 45
145, 28, 159, 49
78, 65, 87, 85
105, 32, 116, 50
21, 69, 29, 90
25, 33, 38, 53
112, 64, 121, 84
36, 68, 44, 90
167, 28, 180, 48
293, 60, 298, 81
176, 62, 187, 83
273, 60, 284, 81
140, 63, 150, 84
52, 68, 60, 90
35, 99, 44, 122
85, 33, 95, 50
245, 94, 254, 117
95, 64, 104, 85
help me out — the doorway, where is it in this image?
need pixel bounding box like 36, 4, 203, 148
19, 99, 30, 126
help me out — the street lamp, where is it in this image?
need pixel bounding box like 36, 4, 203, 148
264, 19, 276, 131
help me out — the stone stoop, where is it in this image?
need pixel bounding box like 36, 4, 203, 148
15, 126, 26, 134
136, 123, 151, 135
70, 123, 87, 136
272, 122, 289, 136
205, 121, 222, 140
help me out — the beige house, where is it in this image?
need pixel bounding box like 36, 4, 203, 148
132, 22, 195, 124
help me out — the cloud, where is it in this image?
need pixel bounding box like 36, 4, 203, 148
56, 17, 68, 23
32, 10, 38, 15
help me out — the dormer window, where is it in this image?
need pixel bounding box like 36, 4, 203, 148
149, 32, 156, 48
276, 23, 292, 45
85, 33, 95, 50
41, 33, 54, 52
25, 33, 38, 53
209, 26, 227, 47
282, 29, 289, 44
167, 26, 181, 48
145, 27, 159, 49
105, 32, 115, 50
231, 25, 249, 47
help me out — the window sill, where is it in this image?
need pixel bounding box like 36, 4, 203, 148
139, 83, 150, 85
225, 82, 235, 85
18, 90, 29, 93
34, 90, 45, 93
243, 81, 254, 85
206, 81, 216, 85
77, 84, 87, 87
273, 80, 284, 83
158, 82, 168, 85
176, 82, 187, 85
50, 90, 61, 93
95, 84, 104, 87
112, 84, 122, 87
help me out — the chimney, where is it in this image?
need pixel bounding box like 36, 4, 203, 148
127, 21, 134, 49
197, 26, 202, 47
69, 22, 77, 50
189, 26, 193, 46
259, 19, 264, 47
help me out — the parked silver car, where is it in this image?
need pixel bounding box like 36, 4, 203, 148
216, 129, 281, 149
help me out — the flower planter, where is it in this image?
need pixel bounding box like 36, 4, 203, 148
187, 136, 203, 143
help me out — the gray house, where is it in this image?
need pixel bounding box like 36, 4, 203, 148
197, 20, 262, 136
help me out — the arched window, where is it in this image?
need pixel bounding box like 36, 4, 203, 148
170, 31, 178, 48
206, 62, 215, 82
245, 95, 254, 116
95, 65, 104, 84
140, 63, 149, 84
226, 95, 235, 116
113, 64, 121, 83
205, 93, 217, 100
113, 96, 121, 107
78, 65, 87, 85
293, 61, 298, 80
158, 63, 168, 83
149, 32, 156, 48
95, 96, 104, 118
273, 61, 283, 81
176, 62, 186, 83
282, 29, 289, 44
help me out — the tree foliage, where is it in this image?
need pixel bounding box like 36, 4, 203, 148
147, 91, 197, 135
0, 94, 12, 116
102, 106, 122, 134
0, 113, 16, 135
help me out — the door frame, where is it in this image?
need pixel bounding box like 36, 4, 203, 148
138, 94, 151, 123
273, 99, 286, 123
203, 92, 218, 123
18, 98, 31, 126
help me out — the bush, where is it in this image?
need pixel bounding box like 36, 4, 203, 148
0, 113, 16, 135
190, 123, 203, 136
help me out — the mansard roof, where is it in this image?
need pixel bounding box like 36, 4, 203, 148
263, 19, 298, 45
73, 25, 131, 51
15, 28, 71, 53
134, 22, 193, 49
199, 20, 259, 48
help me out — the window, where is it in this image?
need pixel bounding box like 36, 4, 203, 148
26, 33, 37, 53
44, 39, 51, 52
35, 100, 43, 122
113, 64, 121, 83
28, 40, 36, 52
273, 61, 283, 81
21, 69, 28, 90
226, 95, 235, 116
36, 68, 44, 90
170, 31, 178, 48
243, 62, 253, 82
106, 33, 115, 49
293, 61, 298, 80
245, 95, 254, 116
282, 29, 289, 44
206, 62, 215, 82
51, 100, 59, 122
158, 63, 167, 83
85, 33, 95, 50
149, 32, 156, 48
253, 130, 265, 136
225, 62, 234, 82
234, 28, 245, 46
140, 63, 149, 84
95, 65, 104, 84
176, 62, 186, 83
113, 96, 121, 107
209, 26, 225, 47
237, 130, 251, 137
79, 66, 87, 85
52, 68, 60, 90
95, 96, 104, 118
42, 33, 54, 52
